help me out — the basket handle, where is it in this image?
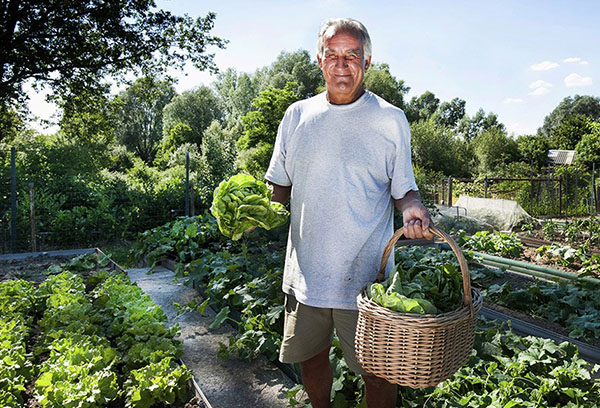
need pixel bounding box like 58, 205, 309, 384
376, 226, 474, 309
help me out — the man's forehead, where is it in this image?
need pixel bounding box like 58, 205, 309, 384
323, 32, 363, 53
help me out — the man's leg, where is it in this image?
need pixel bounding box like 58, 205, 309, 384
300, 345, 332, 408
363, 375, 397, 408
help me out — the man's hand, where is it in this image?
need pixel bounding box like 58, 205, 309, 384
394, 190, 433, 240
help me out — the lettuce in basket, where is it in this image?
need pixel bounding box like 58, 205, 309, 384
368, 260, 463, 315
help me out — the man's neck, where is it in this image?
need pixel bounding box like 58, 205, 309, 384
326, 87, 366, 105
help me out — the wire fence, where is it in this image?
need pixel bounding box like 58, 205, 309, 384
1, 148, 199, 254
432, 170, 599, 219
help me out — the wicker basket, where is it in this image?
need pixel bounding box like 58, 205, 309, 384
355, 226, 482, 389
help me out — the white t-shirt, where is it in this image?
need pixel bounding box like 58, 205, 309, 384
265, 90, 418, 310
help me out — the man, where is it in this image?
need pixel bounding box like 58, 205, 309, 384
265, 18, 432, 408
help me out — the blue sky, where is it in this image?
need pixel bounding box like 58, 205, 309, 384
29, 0, 599, 136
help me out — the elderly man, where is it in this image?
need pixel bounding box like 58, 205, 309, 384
265, 18, 432, 408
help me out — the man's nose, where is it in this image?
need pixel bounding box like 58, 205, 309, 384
335, 57, 348, 69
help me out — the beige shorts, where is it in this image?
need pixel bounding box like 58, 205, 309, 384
279, 293, 369, 376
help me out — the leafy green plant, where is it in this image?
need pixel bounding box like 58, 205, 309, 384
210, 173, 289, 240
124, 358, 192, 408
368, 259, 462, 314
458, 230, 524, 258
542, 219, 559, 240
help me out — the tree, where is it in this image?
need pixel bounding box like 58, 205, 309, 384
410, 118, 470, 177
237, 82, 299, 178
471, 128, 518, 173
457, 108, 505, 142
363, 63, 410, 109
575, 121, 600, 170
539, 95, 600, 138
517, 134, 550, 170
266, 50, 323, 99
113, 76, 175, 163
404, 91, 440, 123
162, 86, 223, 146
433, 98, 466, 129
0, 1, 226, 104
551, 114, 592, 150
214, 68, 264, 119
197, 121, 237, 206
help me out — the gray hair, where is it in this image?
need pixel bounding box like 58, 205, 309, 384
317, 18, 372, 60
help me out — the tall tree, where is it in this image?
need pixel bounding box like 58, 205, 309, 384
237, 82, 299, 178
363, 63, 410, 109
410, 118, 470, 177
266, 50, 323, 99
539, 95, 600, 138
0, 0, 225, 114
517, 134, 550, 170
113, 77, 175, 163
471, 128, 518, 173
433, 97, 466, 129
575, 121, 600, 170
404, 91, 440, 123
214, 68, 263, 119
552, 114, 592, 150
1, 1, 225, 144
457, 108, 505, 142
162, 86, 223, 146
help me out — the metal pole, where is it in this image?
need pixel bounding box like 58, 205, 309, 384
447, 177, 453, 207
29, 183, 36, 252
484, 177, 488, 199
592, 162, 597, 212
10, 147, 16, 253
185, 151, 190, 217
558, 178, 562, 217
1, 214, 6, 254
190, 183, 195, 217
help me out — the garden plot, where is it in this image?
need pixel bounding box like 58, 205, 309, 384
133, 215, 600, 407
0, 251, 207, 408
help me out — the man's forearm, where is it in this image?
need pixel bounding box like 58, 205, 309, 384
394, 190, 422, 212
269, 182, 292, 204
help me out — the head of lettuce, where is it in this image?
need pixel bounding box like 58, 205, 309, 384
210, 174, 290, 240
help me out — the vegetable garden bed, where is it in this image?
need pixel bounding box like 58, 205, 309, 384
133, 214, 600, 407
0, 250, 208, 408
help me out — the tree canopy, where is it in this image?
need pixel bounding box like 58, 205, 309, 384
364, 63, 410, 109
0, 0, 226, 103
539, 95, 600, 138
112, 77, 175, 163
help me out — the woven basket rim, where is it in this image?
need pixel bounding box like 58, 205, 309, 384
357, 286, 483, 321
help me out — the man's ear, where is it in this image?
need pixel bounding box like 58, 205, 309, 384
364, 56, 372, 71
316, 53, 323, 68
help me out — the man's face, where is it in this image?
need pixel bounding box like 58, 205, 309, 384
317, 31, 371, 105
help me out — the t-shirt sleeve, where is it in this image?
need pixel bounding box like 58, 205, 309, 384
265, 110, 292, 187
390, 111, 419, 199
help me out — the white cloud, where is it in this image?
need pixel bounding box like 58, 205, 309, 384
530, 61, 559, 71
563, 57, 581, 63
529, 87, 550, 96
580, 61, 589, 65
528, 80, 553, 89
503, 98, 523, 104
565, 73, 593, 87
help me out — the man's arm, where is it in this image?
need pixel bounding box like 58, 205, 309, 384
269, 182, 291, 204
394, 190, 433, 240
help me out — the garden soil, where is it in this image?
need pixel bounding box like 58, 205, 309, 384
127, 266, 295, 408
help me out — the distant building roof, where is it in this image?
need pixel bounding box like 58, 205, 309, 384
547, 149, 576, 166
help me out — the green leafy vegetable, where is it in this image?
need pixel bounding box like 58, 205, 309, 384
210, 174, 289, 240
368, 251, 463, 314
